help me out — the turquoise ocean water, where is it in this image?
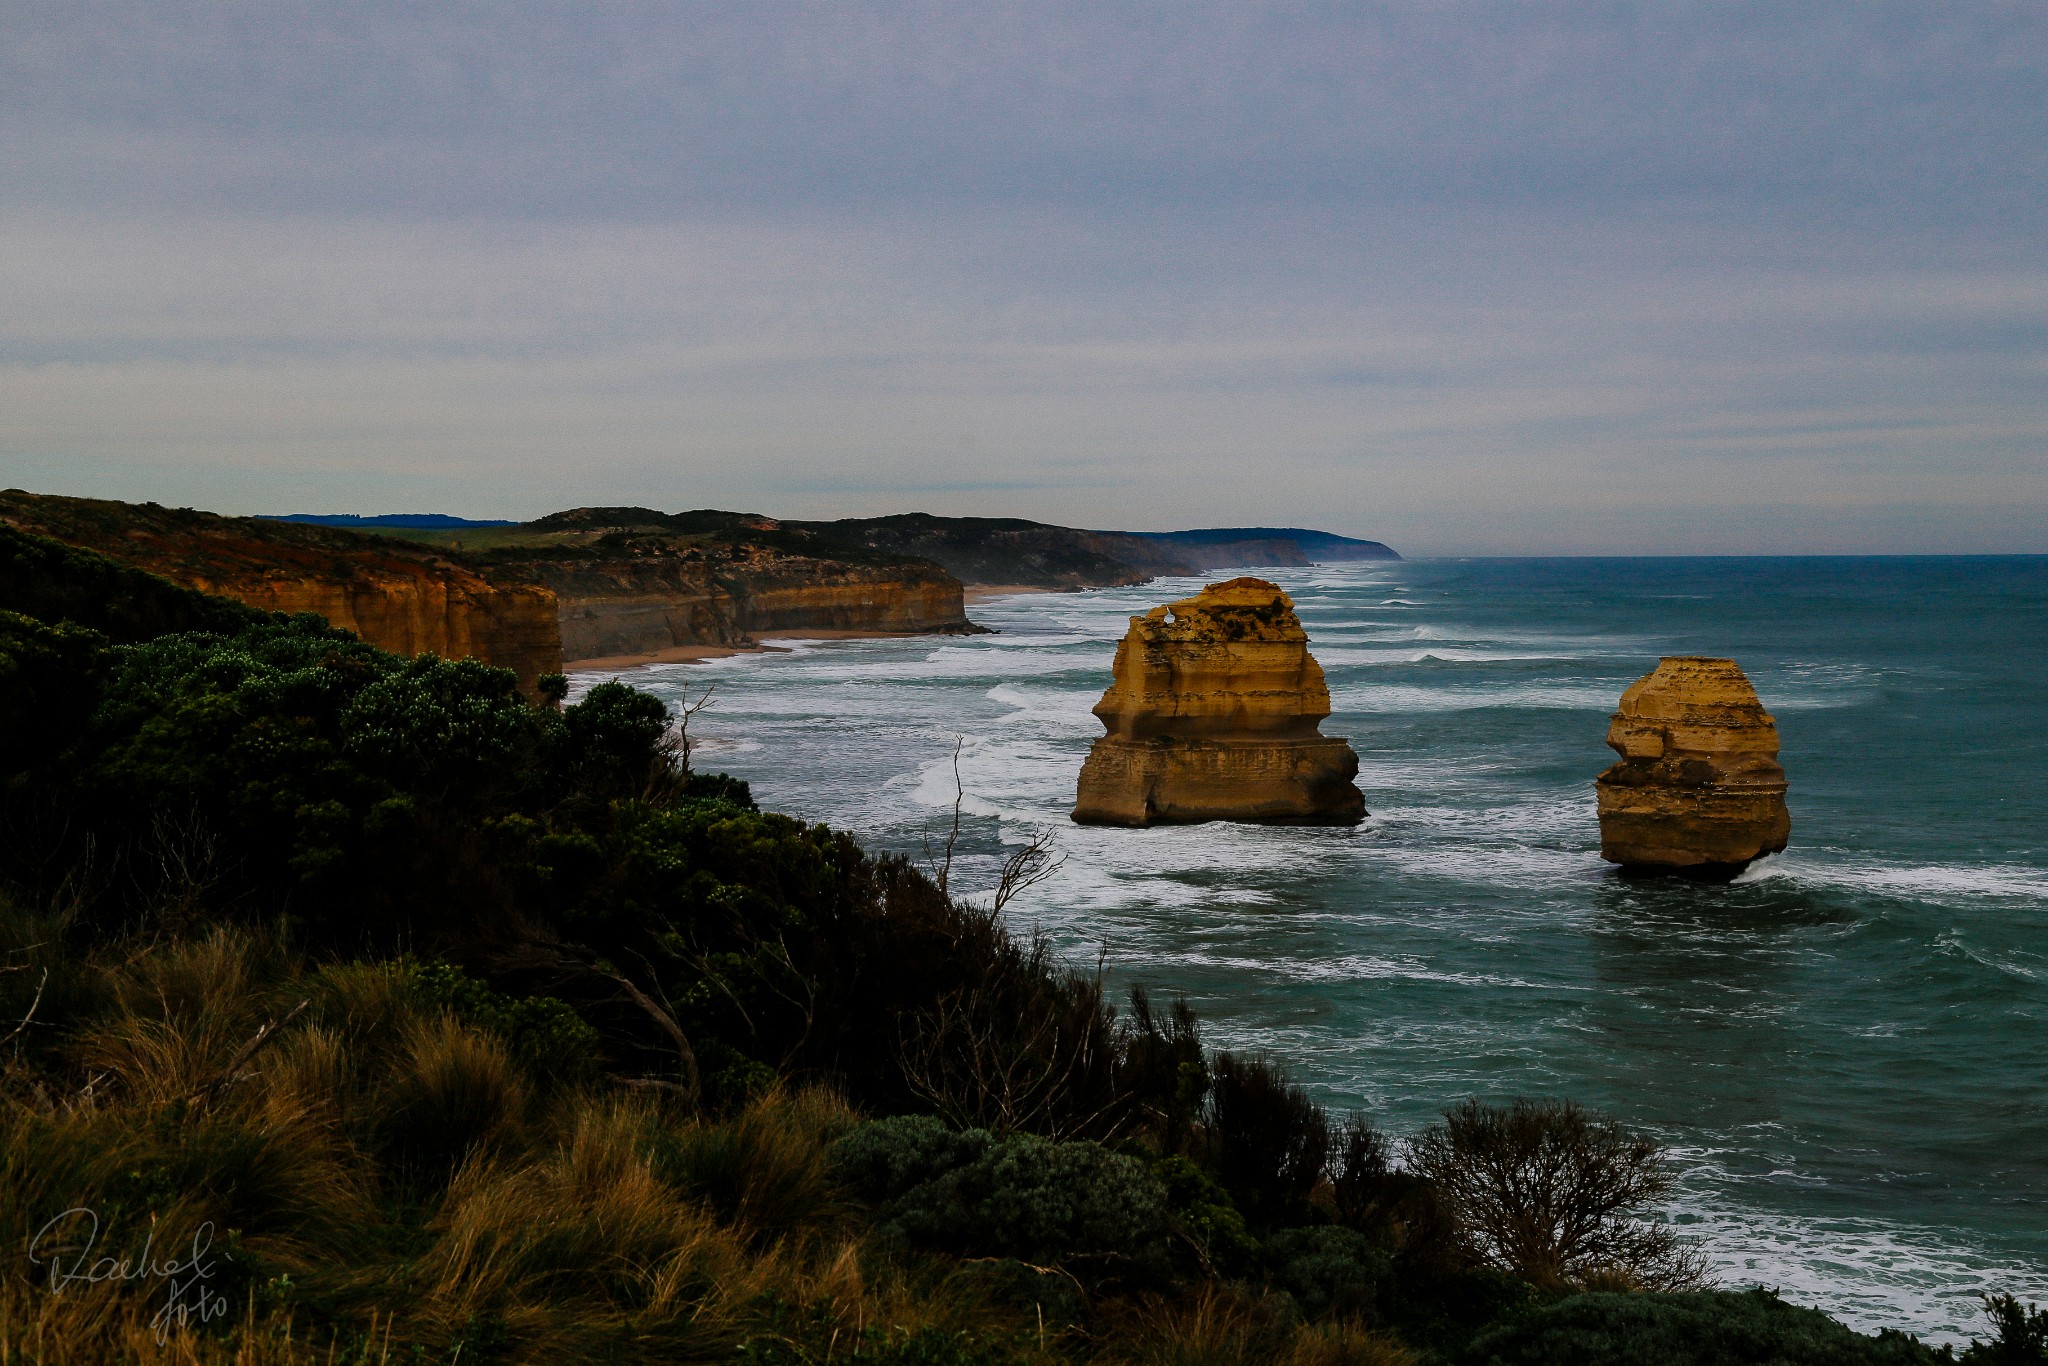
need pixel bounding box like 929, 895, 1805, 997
572, 557, 2048, 1342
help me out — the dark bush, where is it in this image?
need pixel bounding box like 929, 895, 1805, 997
831, 1114, 994, 1202
834, 1118, 1177, 1282
1117, 986, 1209, 1152
1205, 1052, 1332, 1228
0, 609, 105, 773
1263, 1226, 1392, 1320
1153, 1154, 1259, 1274
410, 959, 601, 1082
1963, 1294, 2048, 1364
1332, 1116, 1459, 1267
1460, 1289, 1944, 1365
891, 904, 1124, 1140
1409, 1099, 1702, 1291
1381, 1266, 1537, 1360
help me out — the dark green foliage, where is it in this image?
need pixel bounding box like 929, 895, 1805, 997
1964, 1295, 2048, 1364
832, 1115, 995, 1201
0, 522, 268, 643
685, 768, 756, 807
1118, 987, 1209, 1153
1332, 1117, 1456, 1267
1204, 1052, 1331, 1229
558, 679, 676, 803
0, 609, 105, 772
410, 960, 600, 1081
0, 583, 1221, 1136
1382, 1266, 1538, 1359
834, 1117, 1177, 1282
1153, 1154, 1258, 1274
1460, 1289, 1943, 1366
1262, 1226, 1391, 1320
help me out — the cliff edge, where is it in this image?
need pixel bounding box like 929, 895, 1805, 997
0, 491, 563, 694
1072, 577, 1365, 826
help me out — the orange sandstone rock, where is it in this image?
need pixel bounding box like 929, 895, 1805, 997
1594, 656, 1791, 879
1072, 577, 1365, 826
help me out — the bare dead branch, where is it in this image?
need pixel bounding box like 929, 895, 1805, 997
607, 971, 702, 1106
186, 998, 310, 1105
990, 827, 1067, 916
921, 737, 968, 897
2, 969, 48, 1046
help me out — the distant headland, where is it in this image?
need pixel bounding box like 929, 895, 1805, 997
0, 489, 1397, 684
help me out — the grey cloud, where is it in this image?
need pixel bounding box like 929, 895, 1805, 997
5, 3, 2044, 223
0, 3, 2042, 550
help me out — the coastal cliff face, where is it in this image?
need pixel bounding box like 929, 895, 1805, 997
526, 546, 969, 662
0, 491, 563, 694
1072, 577, 1365, 826
458, 511, 970, 662
1595, 656, 1791, 879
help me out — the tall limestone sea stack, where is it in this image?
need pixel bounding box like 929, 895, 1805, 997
1595, 656, 1791, 879
1072, 577, 1365, 826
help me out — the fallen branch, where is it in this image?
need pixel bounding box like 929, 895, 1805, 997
2, 969, 48, 1046
608, 972, 702, 1106
186, 999, 310, 1105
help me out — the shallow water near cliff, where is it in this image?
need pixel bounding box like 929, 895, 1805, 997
573, 556, 2048, 1343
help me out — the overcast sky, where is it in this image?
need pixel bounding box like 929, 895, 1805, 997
3, 2, 2043, 552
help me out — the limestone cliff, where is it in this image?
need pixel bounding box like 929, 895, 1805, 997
524, 547, 969, 662
1595, 656, 1791, 879
1072, 577, 1365, 826
449, 508, 973, 661
0, 491, 563, 694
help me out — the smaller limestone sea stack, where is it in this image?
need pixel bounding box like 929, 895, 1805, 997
1072, 577, 1365, 827
1595, 657, 1791, 880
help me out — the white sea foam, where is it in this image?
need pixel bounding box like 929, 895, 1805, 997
1668, 1190, 2048, 1345
1736, 852, 2048, 903
1327, 681, 1622, 711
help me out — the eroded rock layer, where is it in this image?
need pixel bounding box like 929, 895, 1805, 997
1595, 656, 1791, 879
505, 540, 971, 662
1072, 577, 1365, 826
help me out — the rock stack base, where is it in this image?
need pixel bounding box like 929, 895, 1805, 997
1595, 656, 1791, 880
1072, 577, 1365, 827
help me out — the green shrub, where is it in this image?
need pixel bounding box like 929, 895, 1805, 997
0, 522, 267, 643
0, 609, 106, 772
1155, 1154, 1258, 1274
832, 1115, 995, 1202
835, 1118, 1177, 1281
1460, 1289, 1943, 1366
1263, 1227, 1392, 1321
1964, 1294, 2048, 1363
410, 959, 601, 1082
